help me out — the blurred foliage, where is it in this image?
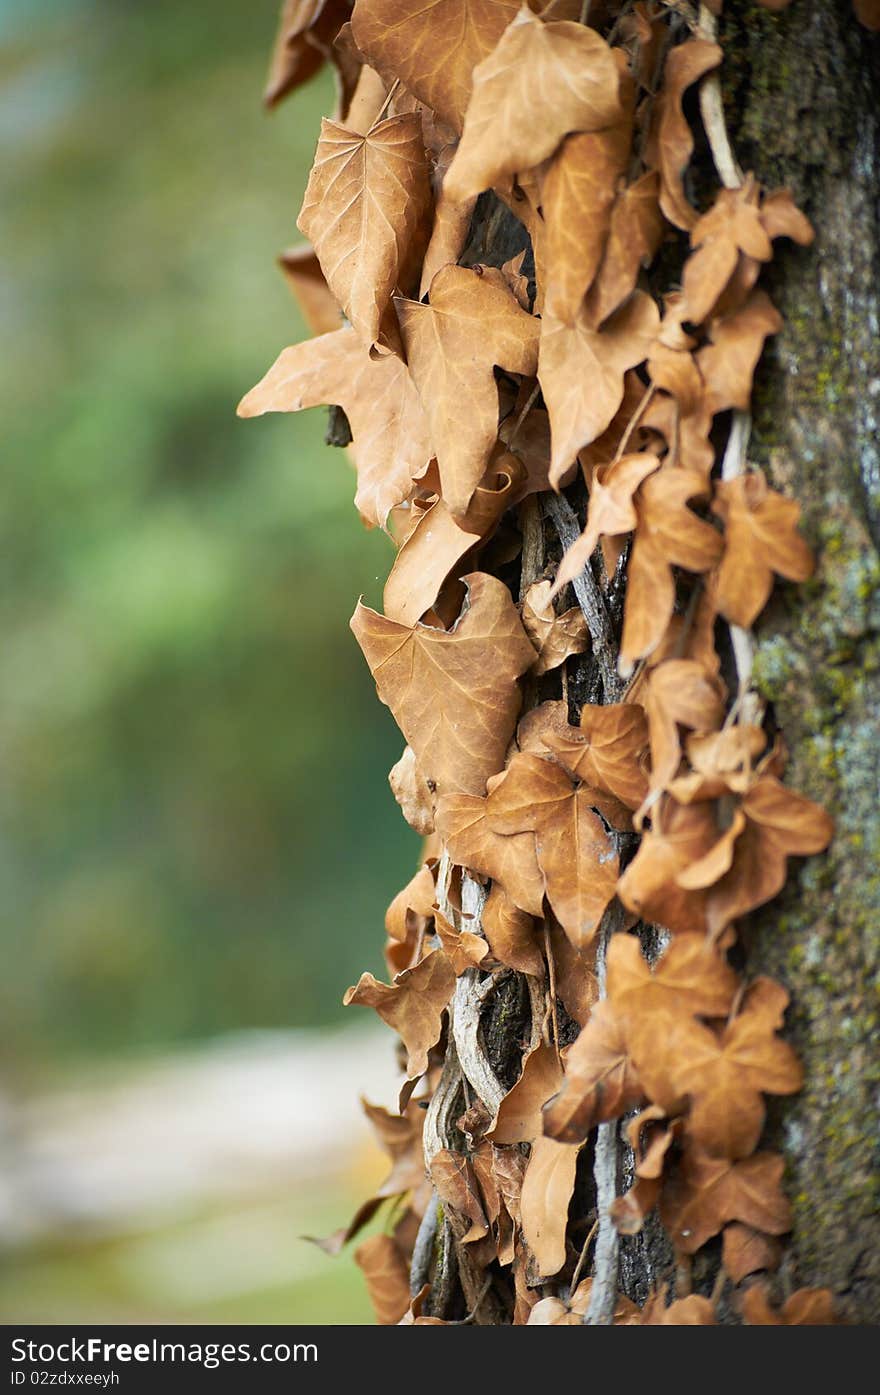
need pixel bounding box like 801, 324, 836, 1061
0, 0, 417, 1068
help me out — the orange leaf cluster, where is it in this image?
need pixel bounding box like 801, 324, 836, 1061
243, 0, 837, 1327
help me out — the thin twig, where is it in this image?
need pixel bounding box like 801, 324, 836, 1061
720, 409, 762, 723
696, 7, 743, 190
570, 1219, 599, 1296
583, 916, 620, 1326
371, 77, 401, 127
544, 493, 622, 700
612, 382, 656, 465
543, 922, 561, 1065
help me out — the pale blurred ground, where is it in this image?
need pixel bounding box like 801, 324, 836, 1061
0, 0, 418, 1323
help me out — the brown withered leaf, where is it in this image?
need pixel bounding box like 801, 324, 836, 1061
617, 794, 719, 933
541, 291, 660, 486
520, 1135, 582, 1278
354, 1233, 412, 1324
541, 121, 632, 323
527, 1275, 636, 1325
385, 862, 435, 944
644, 658, 727, 797
671, 983, 803, 1158
487, 753, 619, 948
713, 468, 814, 628
383, 499, 482, 629
278, 244, 342, 335
641, 1293, 717, 1325
585, 171, 665, 327
521, 580, 589, 674
396, 265, 539, 517
607, 932, 737, 1027
645, 39, 722, 231
350, 0, 524, 133
741, 1284, 838, 1326
551, 452, 661, 596
611, 1175, 661, 1237
854, 0, 880, 31
722, 1223, 781, 1283
620, 468, 723, 667
430, 1148, 489, 1243
435, 794, 545, 918
482, 883, 544, 975
237, 327, 432, 529
543, 999, 643, 1143
389, 745, 436, 836
489, 1041, 564, 1145
343, 948, 455, 1078
352, 573, 536, 797
434, 908, 489, 975
698, 289, 783, 414
264, 0, 352, 109
548, 701, 649, 812
444, 9, 624, 203
419, 190, 479, 297
679, 773, 833, 934
681, 181, 773, 325
549, 920, 598, 1027
661, 1150, 792, 1255
297, 114, 432, 350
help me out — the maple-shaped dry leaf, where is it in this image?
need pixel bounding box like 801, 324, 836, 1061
585, 171, 665, 328
607, 931, 738, 1028
521, 580, 589, 674
487, 753, 619, 947
713, 468, 814, 628
552, 452, 661, 595
237, 327, 432, 529
645, 39, 722, 231
396, 265, 539, 516
297, 114, 432, 351
741, 1283, 838, 1326
660, 1150, 793, 1254
488, 1040, 564, 1144
354, 1233, 412, 1324
641, 1293, 717, 1325
444, 8, 624, 204
350, 0, 524, 133
547, 702, 649, 813
541, 291, 660, 486
543, 999, 643, 1143
617, 794, 719, 933
722, 1222, 781, 1283
621, 469, 723, 667
343, 948, 455, 1078
643, 658, 727, 798
435, 793, 545, 917
671, 989, 803, 1158
698, 289, 783, 415
541, 121, 632, 323
681, 181, 773, 325
352, 572, 536, 797
679, 774, 833, 934
430, 1148, 489, 1243
482, 883, 544, 975
520, 1134, 582, 1278
278, 244, 342, 336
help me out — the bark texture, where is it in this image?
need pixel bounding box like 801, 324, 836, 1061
721, 0, 880, 1325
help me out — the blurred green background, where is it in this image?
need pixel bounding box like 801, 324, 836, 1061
0, 0, 417, 1321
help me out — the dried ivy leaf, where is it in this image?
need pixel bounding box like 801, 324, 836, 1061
741, 1283, 838, 1325
644, 658, 727, 798
444, 9, 624, 203
352, 572, 536, 797
617, 794, 719, 933
487, 753, 619, 947
354, 1233, 412, 1324
298, 114, 433, 351
645, 39, 722, 231
722, 1222, 781, 1283
551, 451, 661, 595
389, 745, 436, 836
520, 1135, 582, 1278
482, 884, 544, 975
396, 265, 539, 516
433, 908, 489, 975
641, 1293, 717, 1325
697, 290, 783, 414
521, 580, 589, 675
343, 948, 455, 1078
265, 0, 352, 109
350, 0, 524, 132
237, 327, 432, 529
430, 1148, 489, 1243
607, 932, 738, 1026
540, 291, 660, 486
489, 1040, 564, 1145
435, 793, 545, 917
713, 468, 814, 628
585, 171, 665, 327
543, 999, 643, 1142
278, 244, 342, 335
660, 1150, 793, 1254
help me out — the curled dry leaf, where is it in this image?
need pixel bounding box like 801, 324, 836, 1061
264, 0, 352, 109
278, 244, 342, 335
660, 1149, 793, 1255
521, 579, 590, 674
396, 265, 539, 517
343, 948, 455, 1078
482, 883, 544, 976
552, 452, 661, 597
520, 1134, 582, 1278
549, 920, 599, 1027
237, 327, 432, 529
385, 861, 435, 943
488, 1040, 564, 1145
352, 572, 536, 798
607, 932, 738, 1029
419, 189, 479, 297
389, 745, 436, 836
297, 114, 433, 351
540, 290, 660, 486
698, 289, 783, 415
487, 752, 620, 948
444, 9, 624, 204
713, 468, 814, 628
543, 999, 643, 1143
433, 908, 489, 975
354, 1233, 413, 1324
645, 38, 722, 231
617, 794, 719, 933
430, 1148, 489, 1243
350, 0, 524, 133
